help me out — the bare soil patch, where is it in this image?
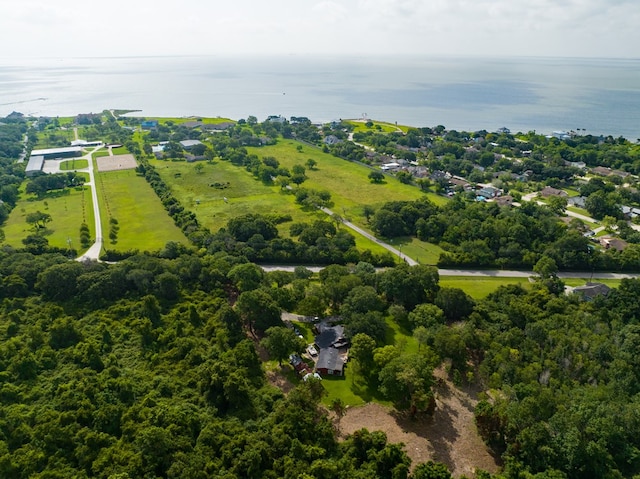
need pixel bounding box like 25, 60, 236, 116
337, 368, 500, 478
97, 154, 137, 172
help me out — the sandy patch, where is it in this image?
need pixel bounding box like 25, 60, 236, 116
97, 154, 137, 172
337, 369, 500, 478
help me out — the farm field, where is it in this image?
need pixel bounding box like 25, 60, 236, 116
96, 168, 187, 252
3, 185, 94, 253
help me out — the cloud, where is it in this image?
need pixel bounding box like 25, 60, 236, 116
0, 0, 637, 58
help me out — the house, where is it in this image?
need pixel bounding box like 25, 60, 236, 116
314, 323, 346, 350
552, 131, 571, 140
266, 115, 286, 124
477, 186, 500, 198
180, 139, 203, 150
313, 322, 348, 377
315, 348, 345, 376
201, 122, 234, 131
591, 166, 613, 177
573, 282, 611, 301
569, 196, 587, 208
540, 186, 568, 198
323, 135, 341, 145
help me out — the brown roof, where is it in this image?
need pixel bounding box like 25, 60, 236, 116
540, 186, 568, 197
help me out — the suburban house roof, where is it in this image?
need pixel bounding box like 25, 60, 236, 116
573, 282, 611, 300
180, 139, 203, 149
540, 186, 568, 197
315, 323, 345, 350
315, 348, 344, 374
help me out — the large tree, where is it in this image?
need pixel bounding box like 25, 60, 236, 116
260, 326, 305, 366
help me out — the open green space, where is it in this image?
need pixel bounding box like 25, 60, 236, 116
93, 150, 111, 158
150, 159, 322, 235
3, 184, 95, 253
246, 139, 446, 221
439, 276, 532, 299
563, 277, 622, 289
150, 159, 401, 259
96, 168, 188, 252
111, 146, 129, 155
345, 119, 409, 134
385, 236, 444, 265
59, 159, 88, 170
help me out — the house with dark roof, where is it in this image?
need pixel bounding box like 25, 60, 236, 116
540, 186, 568, 198
313, 322, 348, 377
315, 348, 345, 376
573, 282, 611, 301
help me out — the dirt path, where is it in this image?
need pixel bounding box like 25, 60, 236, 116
337, 370, 500, 478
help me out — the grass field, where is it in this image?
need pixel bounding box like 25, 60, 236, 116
344, 119, 410, 134
563, 277, 622, 288
59, 159, 89, 170
3, 185, 95, 253
439, 276, 532, 299
96, 168, 188, 252
246, 139, 446, 221
149, 159, 399, 258
386, 236, 445, 265
93, 150, 111, 158
150, 159, 321, 234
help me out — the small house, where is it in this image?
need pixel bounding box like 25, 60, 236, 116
540, 186, 568, 198
315, 348, 344, 376
573, 282, 611, 301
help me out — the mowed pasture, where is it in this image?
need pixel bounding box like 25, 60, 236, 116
59, 159, 89, 170
3, 185, 94, 252
150, 159, 398, 258
96, 168, 188, 251
246, 140, 446, 221
150, 159, 319, 234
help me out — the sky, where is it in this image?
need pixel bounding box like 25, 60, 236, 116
0, 0, 638, 59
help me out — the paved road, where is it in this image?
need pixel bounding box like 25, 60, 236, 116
76, 145, 104, 262
320, 207, 417, 265
260, 264, 640, 279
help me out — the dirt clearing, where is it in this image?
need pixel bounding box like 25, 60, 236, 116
336, 369, 501, 478
97, 154, 137, 172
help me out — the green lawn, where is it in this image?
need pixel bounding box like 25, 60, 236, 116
439, 276, 532, 299
111, 146, 129, 155
563, 278, 622, 288
344, 120, 409, 134
96, 168, 188, 252
59, 159, 89, 170
93, 150, 111, 158
386, 236, 444, 265
151, 159, 322, 234
3, 185, 95, 253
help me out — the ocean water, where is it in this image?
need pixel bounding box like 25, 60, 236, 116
0, 55, 638, 139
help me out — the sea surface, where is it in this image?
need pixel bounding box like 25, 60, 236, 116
0, 55, 638, 139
